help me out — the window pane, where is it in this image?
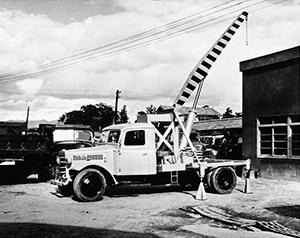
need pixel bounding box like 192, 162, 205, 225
261, 135, 272, 141
260, 127, 272, 135
108, 131, 120, 143
124, 130, 145, 146
260, 127, 272, 155
291, 115, 300, 123
261, 141, 272, 148
292, 148, 300, 155
293, 134, 300, 141
292, 125, 300, 156
292, 126, 300, 134
259, 117, 272, 125
261, 148, 272, 154
274, 127, 286, 134
273, 116, 287, 124
274, 148, 287, 155
274, 141, 287, 148
273, 126, 287, 155
274, 134, 287, 141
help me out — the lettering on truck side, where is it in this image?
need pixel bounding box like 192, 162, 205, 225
73, 154, 106, 162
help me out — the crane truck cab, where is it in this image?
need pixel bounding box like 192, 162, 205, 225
70, 123, 158, 176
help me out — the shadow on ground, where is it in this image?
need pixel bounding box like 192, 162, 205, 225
0, 165, 40, 185
0, 177, 39, 185
0, 222, 160, 238
0, 173, 39, 185
105, 184, 185, 197
51, 183, 204, 202
266, 205, 300, 219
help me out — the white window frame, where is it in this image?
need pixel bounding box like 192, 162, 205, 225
257, 115, 300, 159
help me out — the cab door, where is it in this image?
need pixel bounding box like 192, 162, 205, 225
115, 129, 151, 175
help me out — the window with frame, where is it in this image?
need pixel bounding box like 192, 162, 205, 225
258, 115, 300, 158
124, 130, 145, 146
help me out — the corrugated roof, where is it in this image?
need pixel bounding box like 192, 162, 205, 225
157, 105, 221, 116
193, 117, 242, 131
180, 107, 221, 116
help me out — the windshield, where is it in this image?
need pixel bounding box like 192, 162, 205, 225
52, 129, 93, 143
98, 130, 120, 144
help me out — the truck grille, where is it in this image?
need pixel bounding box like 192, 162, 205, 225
56, 150, 69, 183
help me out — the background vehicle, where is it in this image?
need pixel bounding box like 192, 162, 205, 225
0, 122, 94, 182
202, 134, 242, 159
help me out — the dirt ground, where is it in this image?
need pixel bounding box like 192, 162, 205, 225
1, 173, 300, 238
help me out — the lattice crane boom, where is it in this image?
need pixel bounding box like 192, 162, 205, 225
175, 11, 248, 150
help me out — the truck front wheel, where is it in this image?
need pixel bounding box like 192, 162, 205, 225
207, 167, 236, 194
73, 168, 107, 202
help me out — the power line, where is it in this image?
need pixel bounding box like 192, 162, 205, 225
1, 0, 274, 82
0, 0, 287, 82
0, 0, 240, 79
0, 0, 253, 81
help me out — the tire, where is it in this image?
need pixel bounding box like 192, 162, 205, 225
178, 171, 200, 190
206, 170, 213, 190
208, 167, 236, 194
73, 168, 107, 202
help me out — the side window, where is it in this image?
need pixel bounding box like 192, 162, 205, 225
124, 130, 145, 146
108, 131, 120, 143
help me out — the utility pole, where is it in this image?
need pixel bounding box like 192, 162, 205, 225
25, 107, 30, 135
114, 90, 121, 124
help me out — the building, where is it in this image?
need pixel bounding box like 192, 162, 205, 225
157, 105, 221, 121
192, 117, 242, 136
240, 46, 300, 181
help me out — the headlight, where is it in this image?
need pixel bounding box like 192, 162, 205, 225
56, 149, 72, 168
56, 155, 61, 165
65, 155, 72, 168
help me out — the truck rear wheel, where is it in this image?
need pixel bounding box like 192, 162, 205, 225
207, 167, 236, 194
73, 168, 107, 202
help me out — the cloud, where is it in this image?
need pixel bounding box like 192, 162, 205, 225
0, 0, 299, 123
16, 78, 43, 95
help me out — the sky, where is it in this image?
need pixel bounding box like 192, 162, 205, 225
0, 0, 299, 124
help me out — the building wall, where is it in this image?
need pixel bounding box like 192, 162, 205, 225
240, 46, 300, 180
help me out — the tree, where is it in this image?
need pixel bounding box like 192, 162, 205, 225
136, 105, 157, 116
222, 107, 243, 118
58, 110, 83, 124
146, 105, 157, 114
235, 112, 243, 117
118, 105, 129, 124
59, 103, 115, 131
222, 107, 235, 118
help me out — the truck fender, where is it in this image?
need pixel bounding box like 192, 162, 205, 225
78, 165, 117, 187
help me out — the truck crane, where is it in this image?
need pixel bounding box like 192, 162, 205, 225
51, 11, 251, 202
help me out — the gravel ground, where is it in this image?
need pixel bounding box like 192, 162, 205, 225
0, 174, 300, 238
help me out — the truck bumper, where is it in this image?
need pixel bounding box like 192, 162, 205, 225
50, 178, 70, 186
49, 166, 71, 186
